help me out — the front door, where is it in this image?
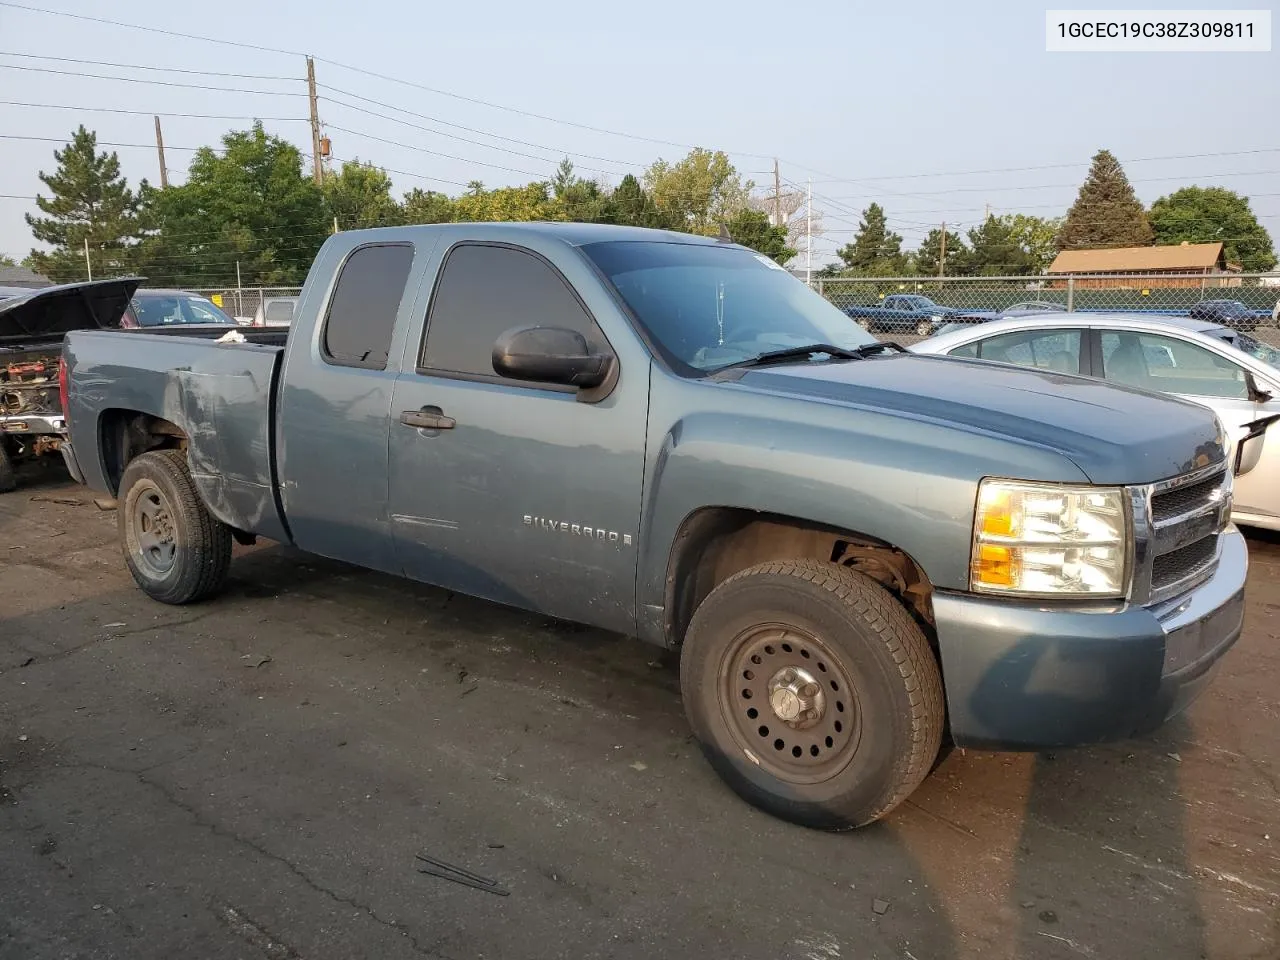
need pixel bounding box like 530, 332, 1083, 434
387, 241, 648, 635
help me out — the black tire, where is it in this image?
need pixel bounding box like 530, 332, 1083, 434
679, 559, 944, 829
118, 449, 232, 604
0, 440, 16, 493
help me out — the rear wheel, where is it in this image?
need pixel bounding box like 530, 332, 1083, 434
118, 450, 232, 604
680, 559, 944, 829
915, 319, 933, 337
0, 440, 15, 493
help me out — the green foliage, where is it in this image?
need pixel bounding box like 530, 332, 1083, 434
452, 180, 554, 221
401, 188, 455, 224
0, 254, 16, 269
726, 209, 796, 264
913, 227, 967, 276
644, 148, 751, 235
1149, 186, 1277, 271
962, 215, 1039, 275
1058, 149, 1153, 250
1005, 214, 1062, 272
547, 159, 610, 223
136, 123, 327, 286
836, 204, 905, 274
324, 159, 401, 230
601, 174, 676, 229
25, 125, 143, 282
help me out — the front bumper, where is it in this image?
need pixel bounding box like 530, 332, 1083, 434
934, 526, 1247, 750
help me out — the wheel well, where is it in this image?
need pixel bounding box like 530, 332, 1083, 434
99, 410, 188, 495
664, 508, 935, 648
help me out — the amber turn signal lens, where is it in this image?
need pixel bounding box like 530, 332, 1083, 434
973, 544, 1018, 588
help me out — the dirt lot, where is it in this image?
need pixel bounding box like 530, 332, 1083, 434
2, 466, 1279, 960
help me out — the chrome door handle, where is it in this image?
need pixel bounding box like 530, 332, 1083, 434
400, 409, 456, 430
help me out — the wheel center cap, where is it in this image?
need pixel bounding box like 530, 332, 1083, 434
767, 665, 825, 730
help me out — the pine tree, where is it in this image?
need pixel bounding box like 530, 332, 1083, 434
1057, 149, 1153, 250
25, 126, 143, 282
836, 203, 904, 274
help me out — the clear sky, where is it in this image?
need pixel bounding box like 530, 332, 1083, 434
1, 0, 1277, 272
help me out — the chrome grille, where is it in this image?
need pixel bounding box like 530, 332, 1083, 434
1133, 463, 1231, 605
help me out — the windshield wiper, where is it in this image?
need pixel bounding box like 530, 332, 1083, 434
713, 343, 866, 373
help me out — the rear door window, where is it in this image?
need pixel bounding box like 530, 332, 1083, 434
1100, 331, 1249, 399
322, 244, 415, 369
973, 329, 1082, 374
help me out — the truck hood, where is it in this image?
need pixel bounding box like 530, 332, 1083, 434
737, 353, 1225, 485
0, 277, 144, 345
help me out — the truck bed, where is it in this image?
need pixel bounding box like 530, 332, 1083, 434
63, 327, 290, 543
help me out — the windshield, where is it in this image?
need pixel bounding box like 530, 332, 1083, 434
131, 294, 235, 327
1219, 330, 1280, 370
582, 241, 876, 373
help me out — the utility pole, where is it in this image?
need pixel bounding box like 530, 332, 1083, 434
984, 202, 991, 220
83, 238, 91, 281
333, 215, 339, 234
773, 159, 783, 229
307, 56, 323, 186
938, 221, 947, 278
805, 178, 813, 285
153, 116, 169, 189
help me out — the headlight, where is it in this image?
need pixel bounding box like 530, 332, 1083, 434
971, 479, 1130, 598
931, 314, 943, 322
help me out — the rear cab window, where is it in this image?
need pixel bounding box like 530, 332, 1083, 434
322, 243, 416, 370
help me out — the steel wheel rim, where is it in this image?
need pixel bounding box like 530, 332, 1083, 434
131, 482, 177, 578
717, 622, 862, 785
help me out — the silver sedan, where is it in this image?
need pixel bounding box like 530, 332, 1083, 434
910, 312, 1280, 532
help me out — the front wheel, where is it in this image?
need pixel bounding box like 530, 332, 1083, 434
119, 449, 232, 604
679, 559, 944, 829
915, 319, 934, 337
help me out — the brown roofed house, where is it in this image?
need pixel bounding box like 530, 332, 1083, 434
1047, 242, 1238, 288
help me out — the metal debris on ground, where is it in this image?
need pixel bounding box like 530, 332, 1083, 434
415, 853, 509, 896
240, 654, 272, 668
872, 898, 889, 915
93, 498, 117, 511
29, 495, 83, 506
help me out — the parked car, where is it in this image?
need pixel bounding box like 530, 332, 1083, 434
843, 294, 958, 336
910, 311, 1280, 531
1188, 299, 1269, 332
60, 223, 1245, 829
122, 289, 239, 328
0, 277, 141, 491
251, 295, 299, 327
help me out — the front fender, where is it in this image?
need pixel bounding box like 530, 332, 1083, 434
635, 375, 1091, 644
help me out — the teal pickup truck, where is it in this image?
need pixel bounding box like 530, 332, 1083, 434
59, 223, 1247, 829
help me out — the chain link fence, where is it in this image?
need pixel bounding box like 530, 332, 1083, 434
815, 273, 1280, 326
190, 287, 303, 323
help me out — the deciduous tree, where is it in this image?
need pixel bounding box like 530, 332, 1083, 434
644, 148, 752, 235
1150, 186, 1276, 271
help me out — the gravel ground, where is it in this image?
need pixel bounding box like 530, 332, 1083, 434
2, 468, 1279, 960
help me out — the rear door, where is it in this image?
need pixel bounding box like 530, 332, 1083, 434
386, 241, 648, 634
277, 241, 418, 573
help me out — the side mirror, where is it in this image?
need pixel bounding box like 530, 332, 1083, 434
492, 325, 614, 389
1234, 413, 1280, 477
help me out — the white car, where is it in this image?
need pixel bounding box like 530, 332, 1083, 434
910, 312, 1280, 531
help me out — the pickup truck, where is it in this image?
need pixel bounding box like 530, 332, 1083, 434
0, 277, 141, 491
843, 294, 958, 336
60, 223, 1247, 829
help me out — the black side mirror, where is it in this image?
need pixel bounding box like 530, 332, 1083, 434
492, 325, 613, 389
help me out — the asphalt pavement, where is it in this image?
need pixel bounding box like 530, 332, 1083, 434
2, 467, 1279, 960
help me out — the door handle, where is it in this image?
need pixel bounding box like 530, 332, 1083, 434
400, 408, 456, 430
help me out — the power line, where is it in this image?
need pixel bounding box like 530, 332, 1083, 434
0, 51, 301, 81
0, 133, 215, 153
327, 123, 589, 180
0, 1, 301, 57
0, 63, 302, 96
319, 86, 643, 169
0, 100, 309, 122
